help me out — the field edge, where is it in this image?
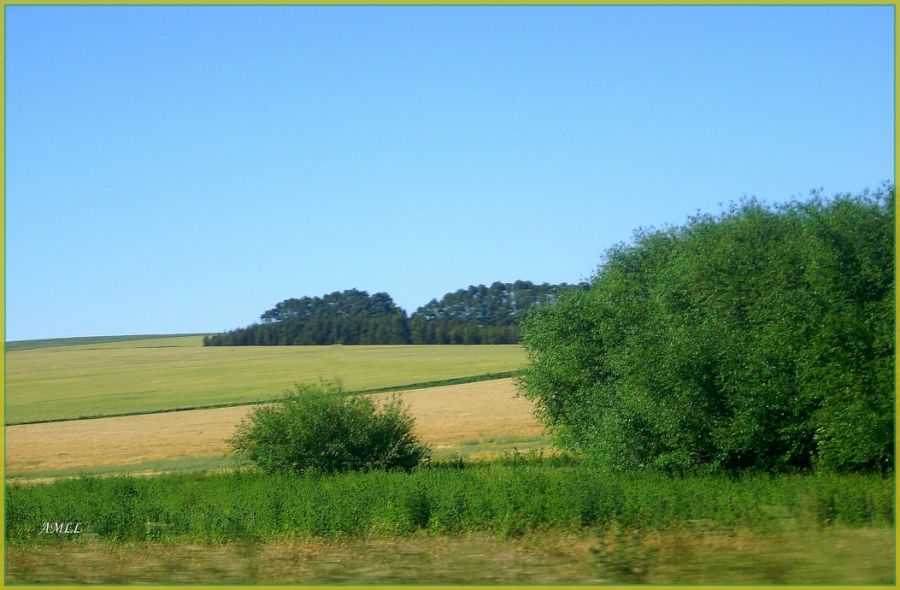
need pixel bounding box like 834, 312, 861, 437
6, 371, 521, 426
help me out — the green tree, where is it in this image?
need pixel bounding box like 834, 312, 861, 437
520, 186, 894, 474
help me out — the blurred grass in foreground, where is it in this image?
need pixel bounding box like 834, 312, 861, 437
7, 527, 893, 584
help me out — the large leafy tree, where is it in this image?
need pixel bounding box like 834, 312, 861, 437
520, 186, 894, 473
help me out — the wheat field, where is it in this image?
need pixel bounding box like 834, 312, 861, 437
7, 378, 546, 479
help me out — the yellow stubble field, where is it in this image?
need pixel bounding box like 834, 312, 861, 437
6, 378, 547, 479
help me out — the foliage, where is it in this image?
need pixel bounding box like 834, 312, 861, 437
203, 281, 586, 346
204, 289, 409, 345
229, 381, 430, 474
520, 186, 894, 473
6, 459, 892, 544
408, 281, 588, 344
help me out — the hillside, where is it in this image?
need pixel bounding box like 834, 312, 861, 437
5, 335, 525, 424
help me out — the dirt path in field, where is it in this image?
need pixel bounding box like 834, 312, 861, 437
6, 378, 543, 475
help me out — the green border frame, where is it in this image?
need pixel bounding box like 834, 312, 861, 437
0, 3, 895, 589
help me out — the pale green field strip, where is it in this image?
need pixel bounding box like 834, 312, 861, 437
5, 334, 207, 352
8, 371, 520, 426
5, 336, 526, 424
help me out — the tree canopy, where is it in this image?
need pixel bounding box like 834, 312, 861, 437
204, 289, 409, 346
408, 281, 586, 344
519, 186, 894, 474
204, 281, 585, 346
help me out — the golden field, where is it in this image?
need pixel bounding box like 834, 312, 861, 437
7, 378, 546, 480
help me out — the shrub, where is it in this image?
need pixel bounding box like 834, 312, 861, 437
230, 381, 431, 474
519, 186, 894, 474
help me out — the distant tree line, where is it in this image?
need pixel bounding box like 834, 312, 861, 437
203, 281, 586, 346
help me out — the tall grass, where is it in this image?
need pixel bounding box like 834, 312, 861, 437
7, 458, 892, 545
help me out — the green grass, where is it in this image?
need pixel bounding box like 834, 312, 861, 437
7, 458, 893, 583
5, 335, 526, 423
7, 458, 892, 545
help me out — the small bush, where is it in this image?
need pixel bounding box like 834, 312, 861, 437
229, 381, 431, 474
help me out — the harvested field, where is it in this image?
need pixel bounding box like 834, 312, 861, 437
6, 405, 253, 475
6, 378, 544, 477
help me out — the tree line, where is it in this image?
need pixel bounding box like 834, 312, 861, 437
203, 281, 585, 346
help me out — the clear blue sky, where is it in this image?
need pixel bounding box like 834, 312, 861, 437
6, 6, 894, 341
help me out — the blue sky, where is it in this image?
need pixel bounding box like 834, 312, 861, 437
6, 6, 894, 341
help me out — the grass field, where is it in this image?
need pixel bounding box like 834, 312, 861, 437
5, 333, 894, 584
9, 459, 891, 544
6, 378, 547, 480
7, 461, 893, 583
5, 335, 526, 423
